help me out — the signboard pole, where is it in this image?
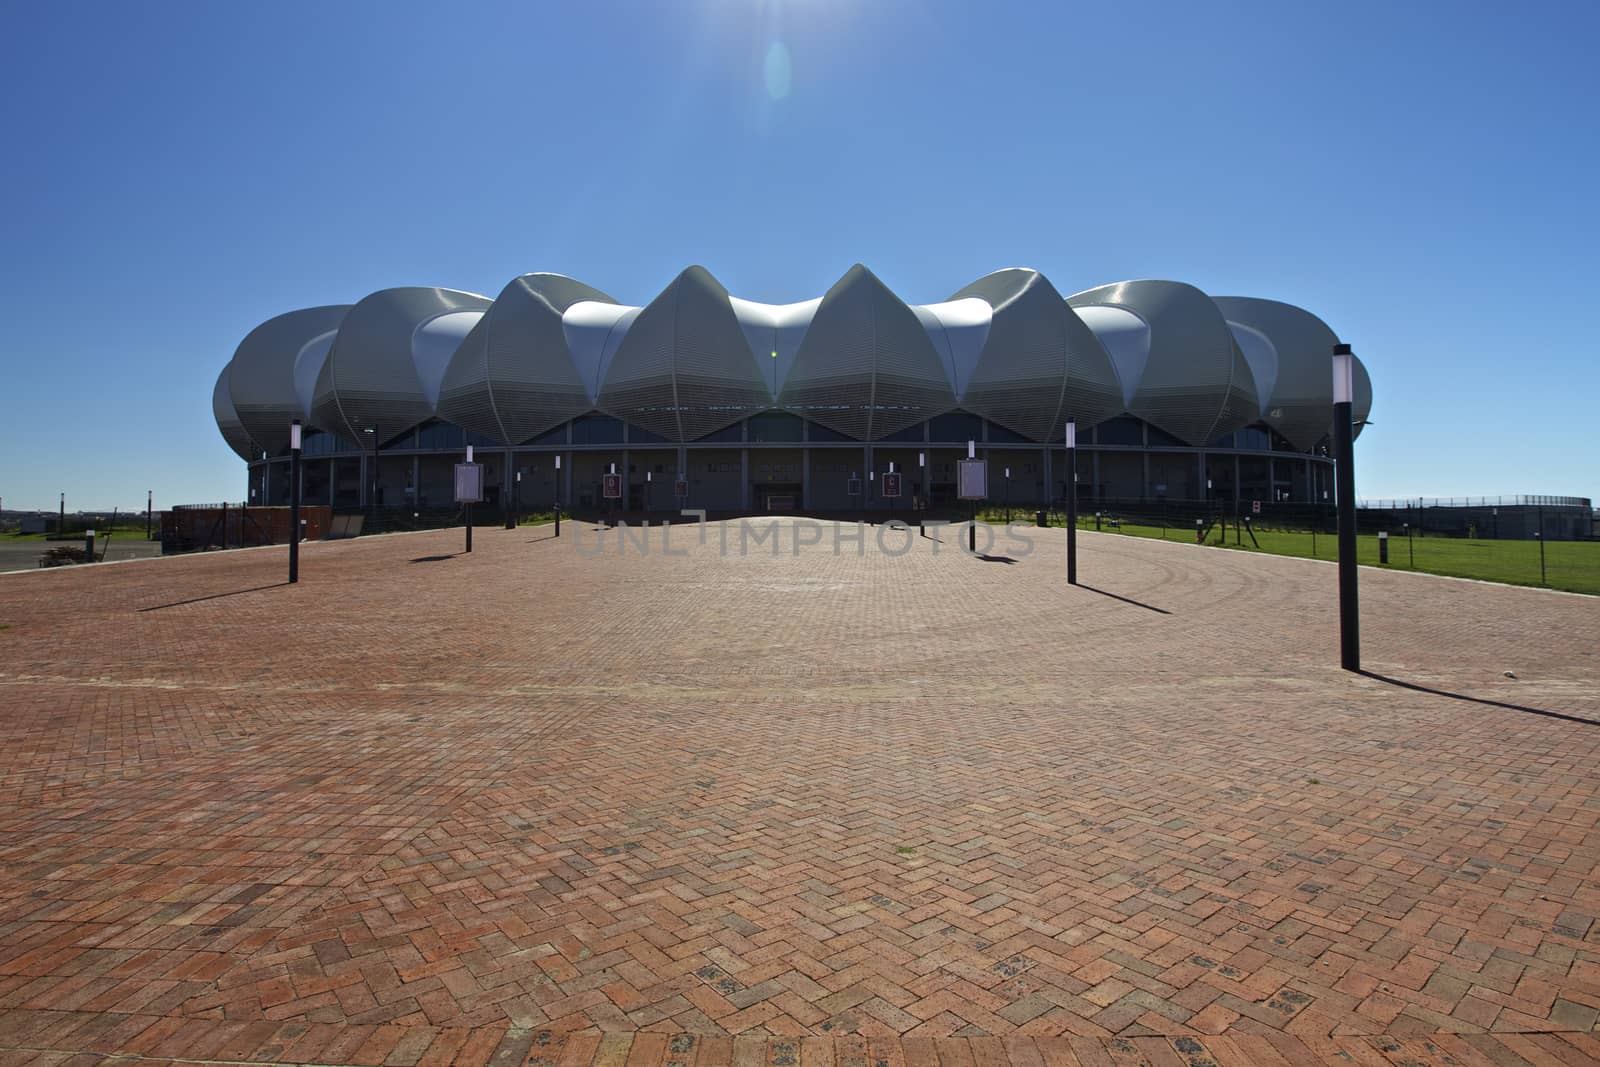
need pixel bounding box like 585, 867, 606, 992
554, 454, 562, 537
1065, 420, 1077, 585
465, 446, 475, 553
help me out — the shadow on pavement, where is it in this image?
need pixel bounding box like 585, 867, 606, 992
1076, 584, 1171, 615
1359, 671, 1599, 727
139, 583, 287, 612
409, 555, 456, 563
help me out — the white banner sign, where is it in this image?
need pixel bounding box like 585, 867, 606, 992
454, 463, 484, 503
958, 459, 987, 501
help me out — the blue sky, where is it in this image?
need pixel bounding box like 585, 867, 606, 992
1, 0, 1595, 511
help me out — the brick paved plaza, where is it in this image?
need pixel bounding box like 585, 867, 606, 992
1, 519, 1597, 1067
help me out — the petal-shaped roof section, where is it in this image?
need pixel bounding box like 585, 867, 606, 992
949, 269, 1123, 442
597, 266, 771, 442
228, 306, 351, 453
1352, 354, 1373, 440
1212, 296, 1338, 451
1068, 280, 1259, 445
780, 264, 956, 441
213, 363, 255, 461
729, 296, 821, 399
311, 287, 491, 445
910, 299, 991, 399
438, 274, 617, 445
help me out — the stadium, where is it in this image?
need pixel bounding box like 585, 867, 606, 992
213, 266, 1372, 516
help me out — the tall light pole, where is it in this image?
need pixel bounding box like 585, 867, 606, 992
918, 451, 927, 536
966, 440, 977, 553
289, 419, 302, 583
1333, 343, 1359, 671
465, 444, 474, 553
554, 454, 562, 536
364, 426, 377, 533
146, 489, 153, 541
1065, 420, 1077, 585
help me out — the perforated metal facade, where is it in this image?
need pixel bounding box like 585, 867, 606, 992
952, 269, 1124, 443
212, 363, 255, 461
228, 305, 351, 455
780, 265, 956, 441
1068, 281, 1261, 447
437, 274, 615, 445
310, 287, 492, 447
598, 267, 772, 442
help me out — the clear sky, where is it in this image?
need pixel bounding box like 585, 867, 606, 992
1, 0, 1595, 512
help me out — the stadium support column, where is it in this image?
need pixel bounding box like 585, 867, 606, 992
740, 449, 750, 510
801, 448, 811, 510
1333, 343, 1360, 672
622, 449, 631, 511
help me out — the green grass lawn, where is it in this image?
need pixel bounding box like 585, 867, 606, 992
1, 523, 153, 542
1036, 516, 1598, 596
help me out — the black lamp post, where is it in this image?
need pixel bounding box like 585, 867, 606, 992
364, 426, 377, 532
146, 489, 153, 541
965, 440, 977, 553
289, 419, 302, 583
465, 444, 474, 553
1333, 343, 1360, 671
1065, 419, 1077, 585
554, 454, 562, 536
507, 467, 520, 529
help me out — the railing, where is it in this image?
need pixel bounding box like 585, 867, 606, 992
1357, 495, 1591, 509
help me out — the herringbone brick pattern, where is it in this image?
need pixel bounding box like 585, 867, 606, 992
0, 521, 1596, 1066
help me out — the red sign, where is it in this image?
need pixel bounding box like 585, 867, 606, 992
602, 473, 622, 499
882, 472, 902, 498
674, 479, 688, 498
1252, 499, 1261, 514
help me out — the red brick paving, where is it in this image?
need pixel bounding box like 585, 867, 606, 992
0, 521, 1597, 1065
